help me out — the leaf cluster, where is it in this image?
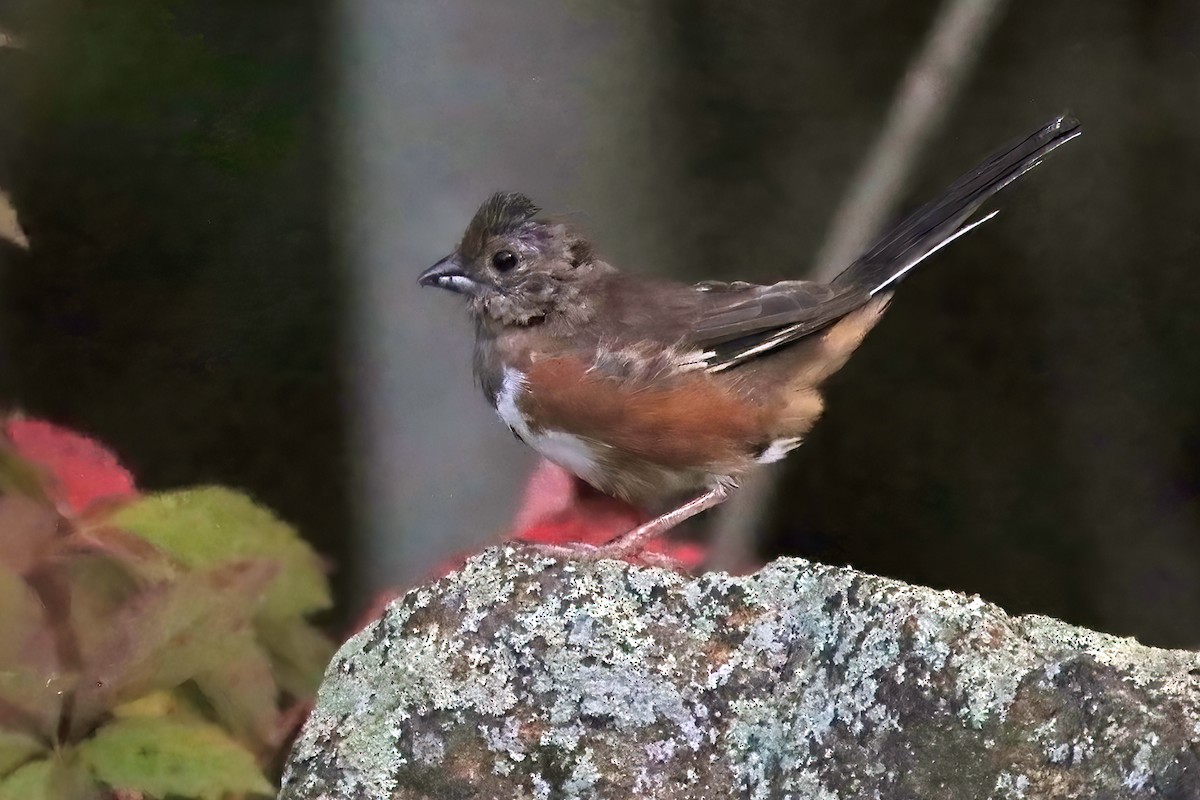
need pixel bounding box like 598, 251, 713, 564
0, 422, 334, 799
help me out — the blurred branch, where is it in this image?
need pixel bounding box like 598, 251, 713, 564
0, 25, 24, 50
811, 0, 1008, 281
0, 190, 29, 250
0, 26, 25, 245
706, 0, 1007, 572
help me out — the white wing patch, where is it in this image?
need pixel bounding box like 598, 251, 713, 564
588, 342, 714, 378
496, 368, 604, 483
673, 348, 717, 372
495, 368, 528, 432
699, 210, 1003, 373
756, 437, 802, 464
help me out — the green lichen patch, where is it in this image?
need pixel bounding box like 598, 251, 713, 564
282, 547, 1200, 800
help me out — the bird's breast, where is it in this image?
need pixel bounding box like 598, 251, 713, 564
491, 355, 778, 504
495, 367, 607, 486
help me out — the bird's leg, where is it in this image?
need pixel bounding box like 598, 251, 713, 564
532, 483, 733, 565
605, 484, 732, 557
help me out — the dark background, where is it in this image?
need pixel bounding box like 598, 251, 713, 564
2, 0, 1199, 646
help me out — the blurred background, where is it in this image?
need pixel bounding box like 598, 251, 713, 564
1, 0, 1198, 646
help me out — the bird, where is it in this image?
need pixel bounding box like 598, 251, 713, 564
419, 115, 1081, 563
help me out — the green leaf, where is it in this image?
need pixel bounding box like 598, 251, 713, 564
0, 566, 68, 738
78, 717, 273, 798
0, 495, 58, 576
0, 447, 50, 505
70, 560, 277, 736
257, 616, 335, 698
112, 689, 207, 723
0, 731, 45, 777
0, 753, 99, 800
64, 555, 139, 644
0, 668, 73, 743
0, 759, 51, 800
69, 524, 177, 583
0, 564, 46, 661
193, 628, 282, 753
109, 487, 331, 619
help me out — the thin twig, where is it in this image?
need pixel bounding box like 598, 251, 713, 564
0, 27, 24, 50
0, 190, 29, 250
706, 0, 1008, 572
812, 0, 1009, 281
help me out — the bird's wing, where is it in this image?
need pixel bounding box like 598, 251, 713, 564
682, 280, 870, 372
681, 115, 1081, 373
828, 114, 1081, 296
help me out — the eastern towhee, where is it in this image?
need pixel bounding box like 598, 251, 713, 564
419, 115, 1081, 562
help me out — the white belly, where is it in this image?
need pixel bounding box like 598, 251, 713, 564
495, 368, 604, 484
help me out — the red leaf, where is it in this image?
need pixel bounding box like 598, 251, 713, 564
4, 417, 137, 516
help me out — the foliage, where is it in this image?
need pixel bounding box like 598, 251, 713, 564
0, 415, 334, 799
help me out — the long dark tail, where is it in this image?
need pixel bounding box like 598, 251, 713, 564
830, 115, 1081, 296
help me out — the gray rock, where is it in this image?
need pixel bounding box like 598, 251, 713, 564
282, 547, 1200, 799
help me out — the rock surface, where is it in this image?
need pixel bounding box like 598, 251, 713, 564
282, 547, 1200, 799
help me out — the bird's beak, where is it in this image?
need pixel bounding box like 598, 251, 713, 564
418, 254, 483, 295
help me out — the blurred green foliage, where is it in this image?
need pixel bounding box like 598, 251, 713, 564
0, 0, 350, 619
0, 422, 332, 799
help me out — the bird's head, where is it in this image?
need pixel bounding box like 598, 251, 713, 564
419, 192, 607, 327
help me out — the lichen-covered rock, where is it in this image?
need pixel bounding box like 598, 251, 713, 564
281, 547, 1200, 799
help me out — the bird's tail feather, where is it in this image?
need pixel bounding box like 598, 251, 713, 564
830, 114, 1081, 296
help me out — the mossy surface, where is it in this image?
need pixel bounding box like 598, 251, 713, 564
282, 547, 1200, 799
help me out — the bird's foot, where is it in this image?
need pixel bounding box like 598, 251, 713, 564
527, 484, 733, 569
528, 540, 684, 570
521, 484, 733, 570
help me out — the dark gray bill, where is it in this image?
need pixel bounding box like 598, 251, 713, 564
418, 254, 482, 295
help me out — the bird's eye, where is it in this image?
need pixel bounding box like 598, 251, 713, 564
491, 250, 518, 272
